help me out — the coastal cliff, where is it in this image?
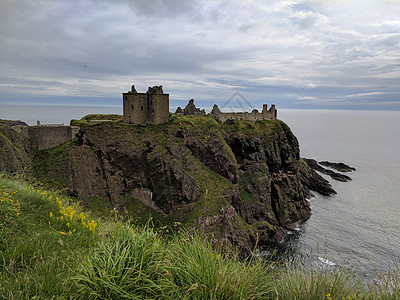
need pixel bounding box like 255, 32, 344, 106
1, 116, 335, 252
0, 123, 32, 174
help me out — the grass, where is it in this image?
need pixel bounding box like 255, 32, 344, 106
0, 174, 99, 299
273, 264, 400, 299
32, 140, 73, 188
74, 225, 175, 299
70, 114, 123, 127
168, 231, 276, 299
185, 156, 233, 219
80, 114, 123, 121
221, 118, 287, 138
74, 225, 276, 300
85, 196, 172, 227
1, 175, 400, 299
273, 265, 361, 300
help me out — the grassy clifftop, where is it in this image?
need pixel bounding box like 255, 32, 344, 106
1, 175, 399, 299
70, 113, 287, 133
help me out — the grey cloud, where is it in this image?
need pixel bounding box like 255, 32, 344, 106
102, 0, 202, 22
298, 15, 317, 29
0, 0, 399, 110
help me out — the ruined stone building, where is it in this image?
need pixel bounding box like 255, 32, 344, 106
123, 85, 169, 124
210, 104, 277, 122
13, 123, 79, 150
175, 99, 205, 116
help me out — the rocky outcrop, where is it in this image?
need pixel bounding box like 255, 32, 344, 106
0, 124, 32, 175
0, 119, 28, 127
31, 116, 335, 253
298, 160, 336, 196
304, 158, 353, 182
319, 161, 356, 172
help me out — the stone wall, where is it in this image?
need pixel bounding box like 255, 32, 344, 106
149, 92, 170, 124
210, 104, 277, 122
123, 92, 148, 124
28, 125, 79, 150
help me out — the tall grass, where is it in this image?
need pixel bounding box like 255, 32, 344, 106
74, 226, 276, 299
0, 175, 99, 299
74, 225, 175, 299
272, 263, 400, 300
273, 265, 361, 300
1, 174, 400, 299
370, 265, 400, 300
169, 232, 275, 299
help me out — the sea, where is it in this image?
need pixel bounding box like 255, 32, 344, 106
278, 109, 400, 280
1, 104, 399, 279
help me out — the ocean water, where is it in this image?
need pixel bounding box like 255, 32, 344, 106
279, 109, 400, 279
0, 104, 122, 125
1, 104, 399, 278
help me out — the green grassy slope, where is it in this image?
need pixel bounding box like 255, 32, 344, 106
0, 175, 98, 299
1, 175, 399, 299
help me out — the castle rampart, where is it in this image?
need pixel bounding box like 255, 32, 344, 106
123, 85, 169, 124
29, 125, 78, 150
210, 104, 277, 122
12, 124, 79, 150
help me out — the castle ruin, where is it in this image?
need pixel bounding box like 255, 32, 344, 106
210, 104, 277, 122
175, 99, 206, 116
123, 85, 169, 124
12, 123, 79, 150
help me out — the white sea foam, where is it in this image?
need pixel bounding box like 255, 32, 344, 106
318, 257, 336, 266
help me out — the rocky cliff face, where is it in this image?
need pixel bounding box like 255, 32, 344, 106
0, 124, 32, 175
29, 116, 335, 252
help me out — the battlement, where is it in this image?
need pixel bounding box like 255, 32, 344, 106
210, 103, 277, 122
123, 84, 169, 124
175, 99, 277, 122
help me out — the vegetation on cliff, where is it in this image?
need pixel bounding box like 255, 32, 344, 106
1, 175, 399, 299
0, 126, 32, 175
70, 114, 123, 127
1, 114, 336, 254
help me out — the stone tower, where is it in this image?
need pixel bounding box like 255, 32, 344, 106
123, 85, 169, 124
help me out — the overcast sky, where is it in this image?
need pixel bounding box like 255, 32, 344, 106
1, 0, 399, 111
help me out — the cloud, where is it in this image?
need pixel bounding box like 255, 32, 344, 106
298, 96, 319, 100
345, 92, 388, 98
0, 0, 399, 110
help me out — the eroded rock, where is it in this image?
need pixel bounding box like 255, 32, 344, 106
319, 161, 356, 172
304, 158, 352, 182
